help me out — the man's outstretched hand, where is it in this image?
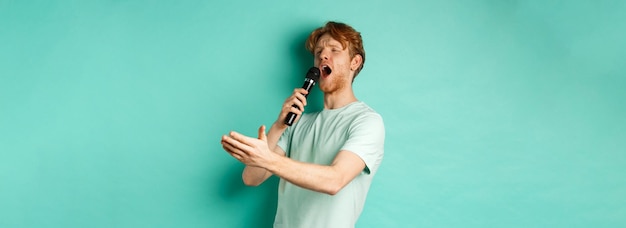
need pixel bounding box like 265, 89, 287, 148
222, 125, 276, 168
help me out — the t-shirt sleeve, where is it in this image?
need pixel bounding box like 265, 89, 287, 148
341, 112, 385, 175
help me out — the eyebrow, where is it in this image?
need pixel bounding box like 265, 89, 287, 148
315, 43, 343, 51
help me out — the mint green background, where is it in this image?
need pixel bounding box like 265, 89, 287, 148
1, 1, 625, 227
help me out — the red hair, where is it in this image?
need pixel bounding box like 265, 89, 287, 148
306, 21, 365, 79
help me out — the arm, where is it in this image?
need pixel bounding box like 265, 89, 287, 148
222, 88, 310, 186
266, 150, 365, 195
222, 130, 366, 195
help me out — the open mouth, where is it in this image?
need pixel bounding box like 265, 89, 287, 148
321, 65, 332, 76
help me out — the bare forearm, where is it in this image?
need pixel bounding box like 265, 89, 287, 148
266, 156, 344, 195
266, 122, 286, 152
227, 125, 364, 192
242, 166, 270, 186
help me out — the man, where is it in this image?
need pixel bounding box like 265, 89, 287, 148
221, 21, 385, 228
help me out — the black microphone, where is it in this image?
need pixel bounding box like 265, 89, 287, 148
284, 67, 321, 126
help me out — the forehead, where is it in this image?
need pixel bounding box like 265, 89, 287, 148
315, 33, 344, 49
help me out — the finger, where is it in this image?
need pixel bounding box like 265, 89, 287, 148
223, 133, 254, 152
288, 106, 302, 115
230, 131, 259, 149
258, 125, 267, 141
280, 105, 302, 118
231, 153, 243, 161
223, 143, 244, 160
289, 89, 308, 108
287, 96, 305, 111
293, 110, 303, 123
222, 136, 247, 156
294, 88, 309, 95
226, 148, 245, 162
294, 92, 307, 107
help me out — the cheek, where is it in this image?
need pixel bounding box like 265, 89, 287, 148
336, 61, 349, 71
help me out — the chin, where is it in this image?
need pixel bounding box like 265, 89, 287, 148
320, 83, 344, 94
319, 73, 349, 93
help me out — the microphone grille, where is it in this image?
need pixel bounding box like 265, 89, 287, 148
306, 67, 321, 82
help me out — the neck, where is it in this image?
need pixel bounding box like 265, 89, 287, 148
323, 86, 357, 110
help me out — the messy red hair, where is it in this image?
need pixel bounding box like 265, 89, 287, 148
306, 21, 365, 79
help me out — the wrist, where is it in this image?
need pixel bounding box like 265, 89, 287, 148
264, 151, 283, 174
271, 121, 288, 132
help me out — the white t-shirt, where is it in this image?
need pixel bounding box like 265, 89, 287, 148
274, 101, 385, 228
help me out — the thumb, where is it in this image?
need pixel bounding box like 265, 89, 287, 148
258, 125, 267, 142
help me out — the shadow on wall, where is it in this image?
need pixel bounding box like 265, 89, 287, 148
216, 25, 318, 228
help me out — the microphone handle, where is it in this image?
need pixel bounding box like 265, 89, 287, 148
284, 78, 315, 126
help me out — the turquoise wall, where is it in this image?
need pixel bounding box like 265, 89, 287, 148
1, 0, 625, 227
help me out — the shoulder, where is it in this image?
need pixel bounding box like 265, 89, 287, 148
351, 102, 384, 123
344, 102, 384, 135
350, 101, 380, 114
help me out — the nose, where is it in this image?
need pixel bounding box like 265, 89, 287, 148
319, 49, 330, 61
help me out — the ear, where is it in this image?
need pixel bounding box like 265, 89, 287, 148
350, 54, 363, 71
